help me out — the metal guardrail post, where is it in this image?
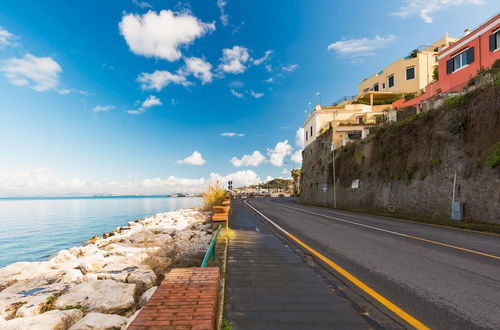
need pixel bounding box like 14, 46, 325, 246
201, 224, 222, 267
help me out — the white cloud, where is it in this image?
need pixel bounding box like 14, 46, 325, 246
58, 88, 89, 96
218, 46, 250, 74
132, 0, 153, 9
142, 95, 162, 108
252, 50, 273, 65
230, 151, 266, 167
119, 10, 215, 61
177, 151, 206, 165
291, 150, 303, 163
230, 89, 244, 98
137, 70, 191, 91
250, 90, 264, 98
0, 167, 210, 196
295, 127, 305, 148
1, 53, 61, 91
282, 64, 299, 72
127, 95, 162, 114
93, 105, 115, 112
267, 140, 292, 167
217, 0, 229, 26
265, 77, 273, 83
0, 28, 15, 47
281, 168, 291, 176
220, 132, 244, 137
210, 170, 262, 187
392, 0, 484, 23
182, 56, 213, 83
327, 35, 396, 58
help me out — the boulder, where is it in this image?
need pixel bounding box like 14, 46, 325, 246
1, 309, 83, 330
138, 286, 157, 308
53, 280, 135, 315
0, 262, 64, 291
0, 281, 69, 319
68, 312, 127, 330
126, 270, 156, 295
61, 269, 84, 284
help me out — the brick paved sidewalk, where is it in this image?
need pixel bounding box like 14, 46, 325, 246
224, 199, 371, 330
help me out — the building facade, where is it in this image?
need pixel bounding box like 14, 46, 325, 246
358, 36, 458, 95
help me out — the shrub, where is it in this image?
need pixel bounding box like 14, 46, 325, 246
404, 92, 417, 101
202, 185, 227, 211
432, 158, 442, 166
445, 110, 469, 135
433, 66, 439, 81
443, 93, 471, 108
487, 142, 500, 168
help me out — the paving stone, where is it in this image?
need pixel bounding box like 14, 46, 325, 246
224, 200, 370, 329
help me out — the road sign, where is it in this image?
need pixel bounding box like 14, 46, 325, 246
322, 183, 327, 192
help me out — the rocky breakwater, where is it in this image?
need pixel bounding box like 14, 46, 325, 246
0, 208, 212, 330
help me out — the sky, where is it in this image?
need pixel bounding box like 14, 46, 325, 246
0, 0, 498, 196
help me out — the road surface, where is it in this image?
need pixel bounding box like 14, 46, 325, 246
244, 198, 500, 329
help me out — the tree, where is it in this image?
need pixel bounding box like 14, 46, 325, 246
290, 169, 302, 196
433, 65, 439, 81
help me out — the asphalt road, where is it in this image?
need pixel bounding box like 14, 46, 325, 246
245, 198, 500, 330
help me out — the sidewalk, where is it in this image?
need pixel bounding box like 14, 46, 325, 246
224, 199, 372, 330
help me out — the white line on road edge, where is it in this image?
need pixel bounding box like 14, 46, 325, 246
266, 200, 500, 260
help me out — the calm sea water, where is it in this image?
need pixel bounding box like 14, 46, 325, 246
0, 196, 201, 268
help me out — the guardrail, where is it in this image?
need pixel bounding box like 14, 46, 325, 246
201, 224, 223, 267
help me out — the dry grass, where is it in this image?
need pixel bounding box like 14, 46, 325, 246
202, 185, 227, 211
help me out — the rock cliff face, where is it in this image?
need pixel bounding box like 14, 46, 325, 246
300, 85, 500, 224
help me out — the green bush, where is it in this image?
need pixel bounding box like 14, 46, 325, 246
487, 142, 500, 168
445, 110, 469, 135
432, 158, 442, 166
443, 93, 471, 108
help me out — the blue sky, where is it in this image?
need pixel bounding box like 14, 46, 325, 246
0, 0, 497, 196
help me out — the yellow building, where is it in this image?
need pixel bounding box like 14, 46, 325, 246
357, 35, 458, 95
303, 102, 389, 148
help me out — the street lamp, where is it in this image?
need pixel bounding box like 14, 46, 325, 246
315, 140, 337, 208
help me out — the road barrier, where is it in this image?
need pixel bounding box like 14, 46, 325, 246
201, 224, 223, 267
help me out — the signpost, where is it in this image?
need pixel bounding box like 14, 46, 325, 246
322, 183, 327, 193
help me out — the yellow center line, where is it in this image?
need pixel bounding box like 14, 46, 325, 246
267, 200, 500, 260
244, 199, 430, 330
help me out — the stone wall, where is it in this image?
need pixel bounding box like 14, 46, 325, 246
300, 85, 500, 224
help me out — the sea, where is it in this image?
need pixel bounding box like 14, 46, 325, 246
0, 196, 201, 268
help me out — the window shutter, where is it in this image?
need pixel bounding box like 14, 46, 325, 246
490, 34, 496, 52
446, 59, 454, 74
466, 47, 474, 64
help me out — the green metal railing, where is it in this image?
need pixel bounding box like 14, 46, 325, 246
201, 224, 222, 267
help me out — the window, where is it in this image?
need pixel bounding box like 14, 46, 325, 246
373, 83, 379, 91
358, 117, 364, 124
306, 131, 308, 141
446, 47, 474, 74
310, 126, 313, 137
388, 75, 394, 88
382, 83, 385, 89
406, 67, 415, 80
490, 30, 500, 51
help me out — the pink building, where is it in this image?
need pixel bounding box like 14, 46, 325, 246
393, 13, 500, 109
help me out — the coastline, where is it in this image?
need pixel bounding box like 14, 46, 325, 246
0, 207, 211, 329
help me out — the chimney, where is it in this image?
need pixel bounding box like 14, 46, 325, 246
464, 28, 471, 36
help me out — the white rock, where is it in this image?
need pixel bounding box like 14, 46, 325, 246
61, 269, 84, 284
68, 312, 128, 330
0, 262, 64, 291
127, 270, 156, 295
0, 281, 69, 319
54, 280, 135, 315
138, 286, 157, 308
1, 309, 83, 330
